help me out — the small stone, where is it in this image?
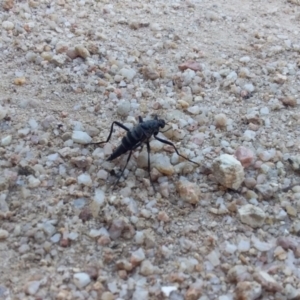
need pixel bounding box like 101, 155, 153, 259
238, 204, 265, 228
2, 21, 14, 30
251, 236, 273, 251
130, 248, 145, 266
142, 66, 160, 80
185, 282, 202, 300
119, 68, 136, 81
240, 56, 251, 63
253, 271, 282, 292
187, 105, 201, 115
3, 0, 14, 11
28, 175, 41, 188
101, 291, 114, 300
214, 113, 227, 128
117, 101, 131, 117
24, 281, 40, 295
285, 284, 300, 300
207, 250, 220, 267
235, 146, 254, 168
108, 219, 125, 240
0, 229, 9, 240
1, 135, 12, 146
176, 179, 201, 204
51, 54, 66, 66
55, 41, 68, 53
212, 154, 245, 190
285, 205, 297, 217
77, 173, 92, 186
256, 183, 277, 200
75, 45, 90, 59
70, 156, 92, 169
140, 260, 154, 276
238, 240, 251, 252
72, 131, 92, 144
73, 272, 91, 289
178, 61, 202, 71
161, 286, 178, 297
14, 77, 26, 85
227, 265, 249, 283
235, 281, 262, 300
280, 96, 297, 107
153, 154, 174, 176
273, 73, 287, 84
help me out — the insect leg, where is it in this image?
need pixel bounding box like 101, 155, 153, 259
112, 150, 132, 190
146, 141, 156, 192
154, 135, 200, 166
90, 121, 130, 145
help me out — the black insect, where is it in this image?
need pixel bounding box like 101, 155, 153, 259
92, 115, 199, 190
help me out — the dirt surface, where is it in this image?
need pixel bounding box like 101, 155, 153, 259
1, 0, 300, 299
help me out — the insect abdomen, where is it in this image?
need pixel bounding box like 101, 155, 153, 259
107, 129, 144, 161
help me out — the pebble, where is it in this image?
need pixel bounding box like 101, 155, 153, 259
24, 281, 40, 295
2, 21, 14, 30
119, 68, 136, 81
130, 248, 145, 266
227, 265, 249, 283
214, 113, 227, 128
212, 154, 245, 190
153, 154, 174, 175
77, 173, 92, 186
28, 175, 41, 188
51, 54, 66, 66
235, 146, 254, 168
161, 286, 178, 297
1, 135, 12, 146
178, 61, 202, 71
75, 45, 90, 59
255, 183, 276, 200
117, 101, 131, 116
140, 260, 155, 276
187, 105, 201, 115
72, 131, 92, 144
238, 204, 266, 228
238, 240, 251, 252
176, 179, 201, 204
235, 281, 262, 300
73, 272, 91, 289
253, 271, 282, 292
0, 229, 9, 240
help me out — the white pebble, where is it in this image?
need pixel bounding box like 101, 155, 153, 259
239, 56, 250, 63
238, 204, 266, 228
260, 107, 269, 115
72, 131, 92, 144
117, 101, 131, 117
28, 175, 41, 188
77, 173, 92, 186
187, 105, 201, 115
243, 83, 255, 93
238, 240, 250, 252
2, 21, 14, 30
73, 272, 91, 289
1, 135, 12, 146
119, 68, 136, 81
28, 118, 38, 129
243, 130, 256, 141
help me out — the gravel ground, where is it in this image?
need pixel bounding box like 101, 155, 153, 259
1, 0, 300, 299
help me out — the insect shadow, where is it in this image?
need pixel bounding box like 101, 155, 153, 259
90, 115, 199, 191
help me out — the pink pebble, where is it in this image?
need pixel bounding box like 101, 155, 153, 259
234, 146, 254, 168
